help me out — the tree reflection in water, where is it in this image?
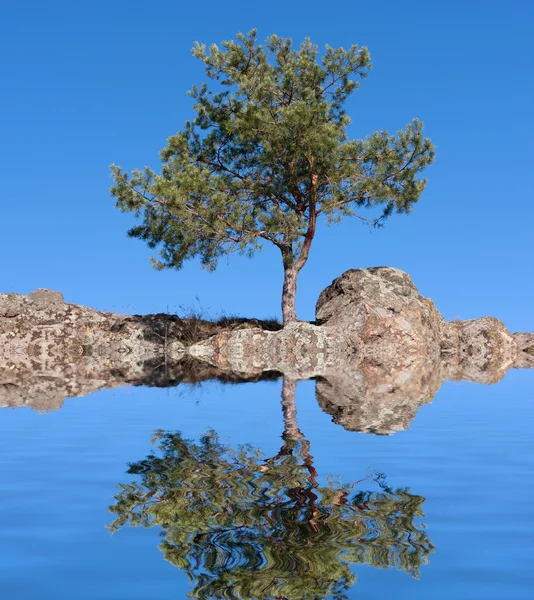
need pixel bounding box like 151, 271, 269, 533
109, 379, 433, 599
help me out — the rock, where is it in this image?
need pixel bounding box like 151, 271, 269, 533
1, 269, 531, 415
188, 322, 344, 378
0, 293, 25, 318
0, 290, 279, 411
513, 332, 534, 369
315, 357, 452, 435
148, 268, 528, 385
314, 268, 523, 384
27, 289, 65, 311
316, 267, 459, 373
454, 317, 517, 383
0, 289, 166, 411
186, 267, 468, 379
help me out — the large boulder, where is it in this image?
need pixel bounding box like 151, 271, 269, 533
316, 267, 458, 369
188, 267, 463, 378
316, 267, 518, 381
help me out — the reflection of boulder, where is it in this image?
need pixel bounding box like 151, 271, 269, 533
315, 359, 451, 435
315, 319, 528, 435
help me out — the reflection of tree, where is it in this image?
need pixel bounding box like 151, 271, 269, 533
109, 378, 433, 599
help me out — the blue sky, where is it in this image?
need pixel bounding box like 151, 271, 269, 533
1, 0, 532, 332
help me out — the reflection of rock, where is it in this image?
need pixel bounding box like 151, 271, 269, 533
0, 358, 279, 412
1, 268, 531, 417
314, 317, 526, 435
315, 359, 451, 435
0, 375, 124, 411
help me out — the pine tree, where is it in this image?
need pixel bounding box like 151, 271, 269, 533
111, 30, 435, 324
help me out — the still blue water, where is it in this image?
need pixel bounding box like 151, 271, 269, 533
0, 371, 532, 599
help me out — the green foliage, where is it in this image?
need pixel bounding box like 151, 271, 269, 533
109, 430, 434, 599
110, 30, 435, 275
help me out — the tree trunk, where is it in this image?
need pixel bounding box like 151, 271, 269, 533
282, 263, 299, 325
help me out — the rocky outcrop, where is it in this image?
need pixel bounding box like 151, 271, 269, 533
188, 267, 520, 383
0, 289, 283, 410
0, 289, 168, 373
453, 317, 517, 383
1, 268, 531, 425
513, 333, 534, 369
316, 267, 458, 362
0, 289, 176, 410
186, 321, 345, 379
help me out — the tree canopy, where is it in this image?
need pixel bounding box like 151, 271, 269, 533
109, 429, 433, 599
111, 30, 435, 322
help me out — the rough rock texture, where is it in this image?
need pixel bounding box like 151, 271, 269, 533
0, 289, 181, 410
316, 267, 458, 362
453, 317, 517, 383
188, 267, 520, 383
1, 268, 531, 425
0, 289, 167, 372
315, 357, 453, 435
513, 333, 534, 369
187, 321, 345, 379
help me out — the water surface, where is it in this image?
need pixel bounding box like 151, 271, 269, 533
0, 370, 532, 599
